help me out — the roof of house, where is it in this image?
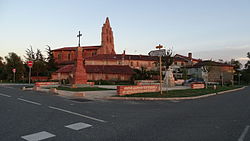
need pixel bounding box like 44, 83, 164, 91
56, 64, 135, 75
174, 54, 201, 62
189, 60, 234, 68
52, 46, 101, 51
86, 54, 158, 61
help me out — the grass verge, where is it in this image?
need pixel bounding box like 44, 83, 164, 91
118, 85, 244, 98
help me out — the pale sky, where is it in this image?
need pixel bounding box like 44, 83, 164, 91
0, 0, 249, 65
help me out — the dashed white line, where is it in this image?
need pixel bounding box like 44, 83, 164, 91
21, 131, 55, 141
65, 122, 92, 130
0, 93, 11, 97
48, 106, 106, 123
238, 125, 250, 141
17, 98, 42, 106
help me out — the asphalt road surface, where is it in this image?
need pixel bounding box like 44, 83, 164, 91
0, 85, 249, 141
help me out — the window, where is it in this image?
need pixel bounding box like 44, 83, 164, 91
92, 52, 96, 56
68, 54, 71, 60
58, 53, 62, 60
131, 62, 133, 66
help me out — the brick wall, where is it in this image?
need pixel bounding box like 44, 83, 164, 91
117, 85, 160, 96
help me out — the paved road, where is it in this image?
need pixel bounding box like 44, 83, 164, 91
0, 85, 249, 141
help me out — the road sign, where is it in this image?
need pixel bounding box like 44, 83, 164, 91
27, 61, 33, 68
148, 49, 166, 56
12, 68, 16, 73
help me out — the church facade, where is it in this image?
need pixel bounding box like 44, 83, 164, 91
52, 17, 115, 66
51, 17, 157, 82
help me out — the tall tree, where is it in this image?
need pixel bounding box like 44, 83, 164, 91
242, 52, 250, 84
0, 56, 6, 80
245, 52, 250, 69
46, 45, 57, 73
5, 53, 25, 81
230, 59, 242, 70
32, 49, 47, 76
25, 45, 35, 61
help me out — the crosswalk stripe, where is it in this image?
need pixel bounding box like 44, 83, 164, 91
21, 131, 55, 141
65, 122, 92, 130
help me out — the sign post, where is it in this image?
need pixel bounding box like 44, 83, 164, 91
12, 68, 16, 83
155, 44, 163, 95
27, 61, 33, 84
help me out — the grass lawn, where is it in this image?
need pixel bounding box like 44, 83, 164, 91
119, 85, 244, 98
56, 86, 115, 91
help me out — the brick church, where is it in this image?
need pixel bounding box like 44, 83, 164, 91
51, 17, 158, 82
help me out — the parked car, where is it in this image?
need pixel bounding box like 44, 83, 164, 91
183, 78, 205, 86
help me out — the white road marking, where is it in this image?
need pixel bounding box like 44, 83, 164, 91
238, 125, 250, 141
17, 98, 42, 106
0, 93, 11, 97
21, 131, 55, 141
65, 122, 92, 130
48, 106, 106, 123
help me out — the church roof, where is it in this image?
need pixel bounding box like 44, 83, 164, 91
52, 46, 101, 51
86, 54, 158, 61
56, 64, 135, 75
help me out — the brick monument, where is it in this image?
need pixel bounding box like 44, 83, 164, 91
72, 31, 88, 85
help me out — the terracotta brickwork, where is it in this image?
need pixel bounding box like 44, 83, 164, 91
52, 17, 115, 65
117, 85, 160, 96
97, 17, 115, 55
191, 83, 205, 89
72, 47, 87, 84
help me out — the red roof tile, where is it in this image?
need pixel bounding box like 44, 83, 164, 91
52, 46, 101, 51
190, 60, 234, 68
174, 54, 200, 62
86, 54, 158, 61
56, 65, 135, 75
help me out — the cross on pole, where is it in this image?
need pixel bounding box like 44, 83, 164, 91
77, 31, 82, 47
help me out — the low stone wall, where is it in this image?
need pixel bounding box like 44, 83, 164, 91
117, 85, 160, 96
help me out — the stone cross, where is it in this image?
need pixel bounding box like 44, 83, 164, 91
77, 31, 82, 47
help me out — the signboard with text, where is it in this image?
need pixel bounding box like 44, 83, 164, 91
148, 49, 166, 56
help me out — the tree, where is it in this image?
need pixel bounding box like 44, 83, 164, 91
46, 45, 57, 74
132, 67, 151, 80
25, 45, 35, 61
245, 52, 250, 69
242, 52, 250, 84
201, 61, 213, 88
5, 53, 25, 81
0, 56, 7, 80
230, 59, 242, 70
25, 47, 48, 76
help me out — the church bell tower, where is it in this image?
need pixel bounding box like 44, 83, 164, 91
97, 17, 115, 54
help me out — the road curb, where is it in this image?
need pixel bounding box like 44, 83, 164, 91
105, 86, 247, 101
